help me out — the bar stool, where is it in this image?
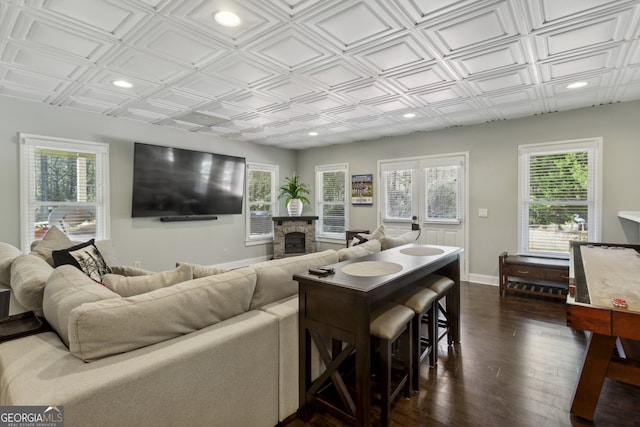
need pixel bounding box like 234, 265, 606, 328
370, 303, 414, 427
395, 285, 439, 390
421, 275, 455, 353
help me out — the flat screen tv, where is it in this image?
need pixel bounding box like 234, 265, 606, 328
131, 142, 246, 218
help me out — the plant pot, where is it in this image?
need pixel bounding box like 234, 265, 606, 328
287, 199, 303, 216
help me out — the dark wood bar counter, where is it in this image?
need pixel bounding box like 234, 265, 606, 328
294, 243, 462, 426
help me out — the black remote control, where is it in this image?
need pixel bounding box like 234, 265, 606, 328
309, 268, 333, 277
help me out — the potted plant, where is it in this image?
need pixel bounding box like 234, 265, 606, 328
278, 173, 311, 216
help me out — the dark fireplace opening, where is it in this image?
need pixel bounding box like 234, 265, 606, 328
284, 232, 306, 254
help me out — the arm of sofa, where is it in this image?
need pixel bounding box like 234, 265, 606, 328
0, 311, 280, 427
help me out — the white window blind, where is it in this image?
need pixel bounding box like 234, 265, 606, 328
316, 164, 347, 240
19, 134, 110, 252
245, 163, 278, 242
519, 138, 602, 256
424, 165, 461, 222
380, 160, 417, 222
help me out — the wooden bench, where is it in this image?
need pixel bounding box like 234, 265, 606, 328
498, 252, 570, 300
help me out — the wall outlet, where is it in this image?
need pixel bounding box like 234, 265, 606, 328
223, 249, 228, 257
134, 260, 141, 268
478, 208, 489, 218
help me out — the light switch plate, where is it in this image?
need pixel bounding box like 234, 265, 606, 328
479, 208, 489, 217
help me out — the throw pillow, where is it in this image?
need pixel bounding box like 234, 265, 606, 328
31, 226, 73, 266
379, 230, 420, 250
338, 239, 381, 261
103, 264, 193, 297
175, 261, 229, 279
350, 224, 385, 247
52, 239, 111, 283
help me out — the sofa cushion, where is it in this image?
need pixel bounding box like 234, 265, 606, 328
0, 242, 22, 287
103, 264, 193, 297
338, 239, 381, 261
175, 261, 229, 279
68, 266, 257, 361
52, 239, 112, 282
10, 253, 54, 316
250, 250, 338, 310
43, 265, 120, 347
379, 230, 420, 250
30, 226, 73, 266
110, 265, 154, 276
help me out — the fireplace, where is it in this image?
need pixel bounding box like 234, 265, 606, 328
272, 216, 318, 259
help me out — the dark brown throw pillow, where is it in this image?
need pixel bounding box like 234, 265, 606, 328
52, 239, 112, 283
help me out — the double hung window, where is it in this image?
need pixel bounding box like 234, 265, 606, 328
245, 163, 278, 243
316, 164, 348, 240
19, 134, 110, 251
518, 138, 602, 256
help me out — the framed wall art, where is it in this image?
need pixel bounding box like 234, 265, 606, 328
351, 174, 373, 205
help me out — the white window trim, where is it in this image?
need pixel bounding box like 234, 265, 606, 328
517, 137, 603, 257
19, 133, 110, 252
245, 162, 279, 246
315, 163, 349, 242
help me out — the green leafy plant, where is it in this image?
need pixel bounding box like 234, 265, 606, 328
278, 173, 311, 206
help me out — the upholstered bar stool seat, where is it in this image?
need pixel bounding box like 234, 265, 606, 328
370, 304, 414, 427
395, 285, 439, 390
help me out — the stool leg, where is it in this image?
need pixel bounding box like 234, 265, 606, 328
411, 314, 421, 391
429, 301, 438, 366
403, 318, 413, 398
380, 338, 392, 427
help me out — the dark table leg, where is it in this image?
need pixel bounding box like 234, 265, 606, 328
570, 333, 616, 420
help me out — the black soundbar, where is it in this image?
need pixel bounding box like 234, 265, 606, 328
160, 215, 218, 222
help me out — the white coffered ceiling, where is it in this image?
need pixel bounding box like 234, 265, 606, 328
1, 0, 639, 150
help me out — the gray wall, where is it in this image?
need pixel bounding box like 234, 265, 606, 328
2, 95, 639, 279
0, 97, 297, 271
296, 100, 640, 281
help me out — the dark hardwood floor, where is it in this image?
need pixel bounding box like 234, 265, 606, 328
285, 282, 640, 427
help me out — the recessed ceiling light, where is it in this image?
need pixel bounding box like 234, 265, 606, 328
112, 80, 133, 88
403, 113, 416, 119
214, 11, 241, 27
567, 81, 588, 89
308, 131, 318, 136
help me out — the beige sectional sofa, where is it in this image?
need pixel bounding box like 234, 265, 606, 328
0, 235, 338, 427
0, 223, 417, 427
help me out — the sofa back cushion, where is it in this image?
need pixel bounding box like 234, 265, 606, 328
250, 250, 338, 310
0, 242, 22, 287
175, 261, 229, 279
10, 253, 55, 316
337, 239, 381, 261
43, 265, 120, 346
68, 266, 257, 361
103, 264, 193, 297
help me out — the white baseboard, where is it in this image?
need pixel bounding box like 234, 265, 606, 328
468, 273, 499, 286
